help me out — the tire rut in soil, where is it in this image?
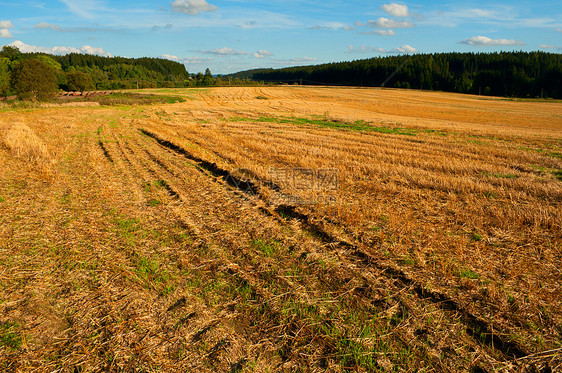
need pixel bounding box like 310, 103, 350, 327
120, 132, 340, 367
100, 132, 275, 367
138, 128, 529, 362
132, 131, 421, 368
139, 129, 258, 195
274, 203, 528, 359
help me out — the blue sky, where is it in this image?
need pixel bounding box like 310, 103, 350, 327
1, 0, 561, 74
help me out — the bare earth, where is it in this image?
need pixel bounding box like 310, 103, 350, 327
1, 87, 561, 372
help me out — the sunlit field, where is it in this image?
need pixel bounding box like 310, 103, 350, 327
1, 86, 561, 372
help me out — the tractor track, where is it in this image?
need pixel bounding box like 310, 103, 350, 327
138, 126, 530, 363
121, 128, 463, 368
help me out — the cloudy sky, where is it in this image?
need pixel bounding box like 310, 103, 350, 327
1, 0, 561, 74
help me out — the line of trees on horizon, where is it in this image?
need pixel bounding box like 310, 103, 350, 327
228, 51, 562, 99
2, 47, 560, 100
0, 46, 256, 100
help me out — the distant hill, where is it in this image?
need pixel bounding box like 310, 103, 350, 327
227, 52, 562, 99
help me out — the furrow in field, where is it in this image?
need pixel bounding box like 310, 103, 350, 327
162, 119, 561, 204
137, 127, 530, 365
131, 126, 500, 369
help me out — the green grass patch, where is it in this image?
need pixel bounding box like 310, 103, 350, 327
81, 92, 186, 106
0, 322, 22, 349
251, 238, 279, 257
459, 268, 480, 280
154, 179, 169, 188
519, 146, 562, 159
400, 255, 416, 266
136, 256, 176, 296
0, 196, 5, 203
482, 172, 518, 179
114, 217, 142, 244
471, 232, 483, 241
148, 198, 161, 206
553, 170, 562, 181
495, 173, 518, 179
116, 217, 141, 233
231, 116, 416, 135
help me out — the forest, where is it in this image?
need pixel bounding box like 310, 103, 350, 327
229, 51, 562, 99
0, 46, 257, 98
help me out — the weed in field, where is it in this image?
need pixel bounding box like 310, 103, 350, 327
0, 196, 4, 203
83, 92, 186, 106
483, 172, 519, 179
251, 238, 279, 257
231, 115, 417, 135
148, 198, 161, 206
401, 255, 416, 266
459, 268, 480, 280
154, 179, 168, 188
136, 256, 176, 296
0, 322, 22, 349
471, 232, 483, 241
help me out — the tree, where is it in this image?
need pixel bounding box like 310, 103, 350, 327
202, 68, 215, 86
0, 57, 11, 96
66, 71, 95, 91
11, 59, 58, 100
0, 46, 21, 61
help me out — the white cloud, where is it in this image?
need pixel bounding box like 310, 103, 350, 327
254, 50, 272, 58
7, 40, 112, 57
556, 28, 562, 32
170, 0, 217, 15
34, 22, 61, 31
0, 20, 14, 38
32, 23, 116, 33
347, 44, 417, 54
183, 56, 213, 64
270, 57, 318, 67
200, 47, 250, 56
312, 22, 354, 31
161, 54, 182, 61
161, 54, 213, 66
291, 57, 317, 62
198, 47, 272, 59
152, 24, 173, 31
539, 44, 562, 51
239, 21, 257, 29
0, 29, 13, 38
421, 6, 560, 29
367, 17, 414, 29
347, 45, 388, 54
459, 36, 525, 46
381, 3, 409, 17
0, 20, 15, 29
392, 45, 417, 53
59, 0, 99, 19
361, 29, 395, 36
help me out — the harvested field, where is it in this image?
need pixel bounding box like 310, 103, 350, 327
0, 86, 561, 372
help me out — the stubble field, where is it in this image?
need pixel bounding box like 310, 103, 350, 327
0, 86, 561, 372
